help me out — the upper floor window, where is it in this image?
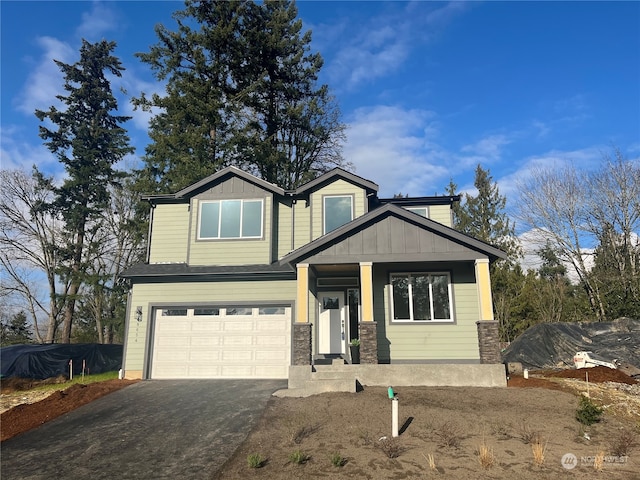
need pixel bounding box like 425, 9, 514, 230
405, 206, 428, 218
324, 195, 353, 234
198, 199, 263, 239
391, 272, 453, 322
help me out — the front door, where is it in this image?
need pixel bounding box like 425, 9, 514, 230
318, 292, 345, 354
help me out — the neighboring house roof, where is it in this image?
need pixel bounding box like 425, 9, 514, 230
121, 262, 295, 281
294, 167, 378, 195
377, 195, 461, 207
279, 204, 507, 265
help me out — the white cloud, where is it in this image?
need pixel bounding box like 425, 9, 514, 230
324, 2, 470, 90
15, 36, 74, 115
461, 134, 510, 160
76, 2, 119, 40
0, 126, 60, 175
344, 105, 449, 196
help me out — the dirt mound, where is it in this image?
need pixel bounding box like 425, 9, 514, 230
544, 366, 637, 384
1, 375, 69, 394
0, 379, 138, 442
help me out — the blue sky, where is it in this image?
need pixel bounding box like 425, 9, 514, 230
2, 0, 639, 210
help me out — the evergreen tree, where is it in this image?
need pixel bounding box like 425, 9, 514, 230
35, 39, 133, 343
134, 0, 346, 193
0, 311, 33, 346
455, 165, 520, 258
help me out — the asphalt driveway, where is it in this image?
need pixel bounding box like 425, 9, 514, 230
1, 379, 286, 480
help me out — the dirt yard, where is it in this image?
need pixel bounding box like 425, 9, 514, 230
215, 368, 640, 480
1, 368, 638, 479
0, 378, 138, 442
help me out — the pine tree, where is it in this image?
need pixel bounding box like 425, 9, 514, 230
35, 39, 133, 343
454, 165, 520, 259
134, 0, 346, 193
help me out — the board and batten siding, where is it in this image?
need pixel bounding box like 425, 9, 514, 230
149, 204, 189, 263
188, 196, 272, 265
374, 264, 481, 362
310, 179, 367, 240
276, 198, 293, 259
292, 200, 311, 250
428, 204, 453, 228
123, 279, 297, 374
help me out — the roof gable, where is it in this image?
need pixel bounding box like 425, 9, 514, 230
280, 204, 507, 264
294, 167, 378, 195
142, 166, 285, 202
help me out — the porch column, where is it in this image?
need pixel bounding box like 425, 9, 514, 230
359, 262, 378, 364
292, 263, 312, 365
475, 258, 501, 364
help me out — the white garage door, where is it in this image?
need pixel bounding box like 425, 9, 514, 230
151, 305, 291, 379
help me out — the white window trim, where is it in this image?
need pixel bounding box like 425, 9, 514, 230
390, 272, 454, 323
323, 194, 354, 235
197, 198, 264, 240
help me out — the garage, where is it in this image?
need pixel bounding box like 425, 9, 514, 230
150, 305, 291, 379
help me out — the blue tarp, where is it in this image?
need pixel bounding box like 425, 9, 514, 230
0, 343, 123, 379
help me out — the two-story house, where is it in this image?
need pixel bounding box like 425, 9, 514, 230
121, 167, 507, 388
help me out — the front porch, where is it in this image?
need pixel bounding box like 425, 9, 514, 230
276, 363, 508, 397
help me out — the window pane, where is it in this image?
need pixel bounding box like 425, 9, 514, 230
220, 200, 241, 238
258, 306, 285, 315
161, 309, 187, 316
242, 200, 262, 237
431, 274, 450, 319
392, 276, 410, 319
199, 202, 220, 238
407, 207, 427, 217
226, 307, 253, 316
324, 196, 352, 233
411, 274, 432, 320
194, 308, 220, 316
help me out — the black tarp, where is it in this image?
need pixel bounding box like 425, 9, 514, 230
501, 318, 640, 370
0, 343, 123, 379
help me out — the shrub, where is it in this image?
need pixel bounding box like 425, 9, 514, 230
476, 440, 495, 469
330, 452, 347, 467
289, 449, 309, 464
247, 453, 265, 468
377, 437, 405, 458
610, 427, 638, 456
576, 395, 603, 426
434, 421, 463, 448
532, 438, 547, 466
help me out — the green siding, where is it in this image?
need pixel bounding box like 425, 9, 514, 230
124, 279, 297, 372
310, 179, 368, 239
149, 204, 189, 263
277, 199, 293, 258
429, 204, 453, 227
188, 197, 272, 265
293, 200, 311, 250
374, 263, 480, 362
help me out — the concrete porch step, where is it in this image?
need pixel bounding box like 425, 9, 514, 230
274, 377, 355, 397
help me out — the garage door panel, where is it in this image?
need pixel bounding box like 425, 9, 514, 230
223, 321, 254, 331
189, 350, 221, 362
255, 350, 287, 361
151, 306, 290, 379
191, 322, 221, 332
190, 336, 221, 346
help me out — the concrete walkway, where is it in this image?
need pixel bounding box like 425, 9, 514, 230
1, 379, 285, 480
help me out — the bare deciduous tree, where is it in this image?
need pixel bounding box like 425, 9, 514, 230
0, 169, 65, 342
517, 147, 640, 321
